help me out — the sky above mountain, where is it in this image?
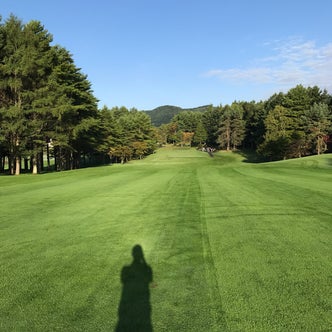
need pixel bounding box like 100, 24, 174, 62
2, 0, 332, 109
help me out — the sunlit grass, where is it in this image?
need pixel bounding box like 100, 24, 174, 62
1, 148, 331, 331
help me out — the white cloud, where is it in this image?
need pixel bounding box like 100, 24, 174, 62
205, 38, 332, 91
205, 67, 272, 83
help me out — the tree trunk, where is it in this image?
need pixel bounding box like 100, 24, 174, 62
54, 147, 59, 171
9, 157, 14, 175
32, 154, 38, 174
15, 156, 21, 175
39, 151, 44, 172
14, 136, 21, 175
226, 127, 230, 151
317, 136, 323, 155
46, 143, 51, 171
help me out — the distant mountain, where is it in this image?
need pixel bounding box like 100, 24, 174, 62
144, 105, 211, 126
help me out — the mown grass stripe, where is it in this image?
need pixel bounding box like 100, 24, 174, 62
198, 178, 228, 331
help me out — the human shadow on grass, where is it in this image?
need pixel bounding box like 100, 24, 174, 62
115, 245, 153, 332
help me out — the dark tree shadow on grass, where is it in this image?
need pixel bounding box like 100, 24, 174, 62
115, 245, 153, 332
234, 149, 266, 163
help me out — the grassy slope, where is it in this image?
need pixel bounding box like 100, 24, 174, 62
0, 148, 331, 331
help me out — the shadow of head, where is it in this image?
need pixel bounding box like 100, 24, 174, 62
132, 244, 144, 263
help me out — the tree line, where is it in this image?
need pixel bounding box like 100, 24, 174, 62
156, 85, 332, 160
0, 15, 156, 174
1, 15, 332, 175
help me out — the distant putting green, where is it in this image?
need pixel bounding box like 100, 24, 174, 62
1, 147, 331, 331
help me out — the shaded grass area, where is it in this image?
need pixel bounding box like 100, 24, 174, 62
0, 148, 331, 331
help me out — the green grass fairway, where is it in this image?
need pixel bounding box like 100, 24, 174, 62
1, 147, 331, 331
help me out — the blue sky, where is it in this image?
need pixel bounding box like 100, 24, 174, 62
1, 0, 332, 109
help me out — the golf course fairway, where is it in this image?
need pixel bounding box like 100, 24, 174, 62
1, 147, 331, 331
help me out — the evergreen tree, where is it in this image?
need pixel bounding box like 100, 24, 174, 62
202, 105, 223, 147
172, 111, 201, 133
305, 103, 331, 155
192, 121, 207, 146
217, 105, 232, 151
242, 101, 267, 149
258, 105, 293, 160
22, 20, 54, 174
217, 103, 245, 151
0, 16, 28, 174
49, 46, 98, 170
230, 103, 245, 150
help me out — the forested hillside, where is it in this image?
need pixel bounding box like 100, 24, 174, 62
144, 105, 211, 126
